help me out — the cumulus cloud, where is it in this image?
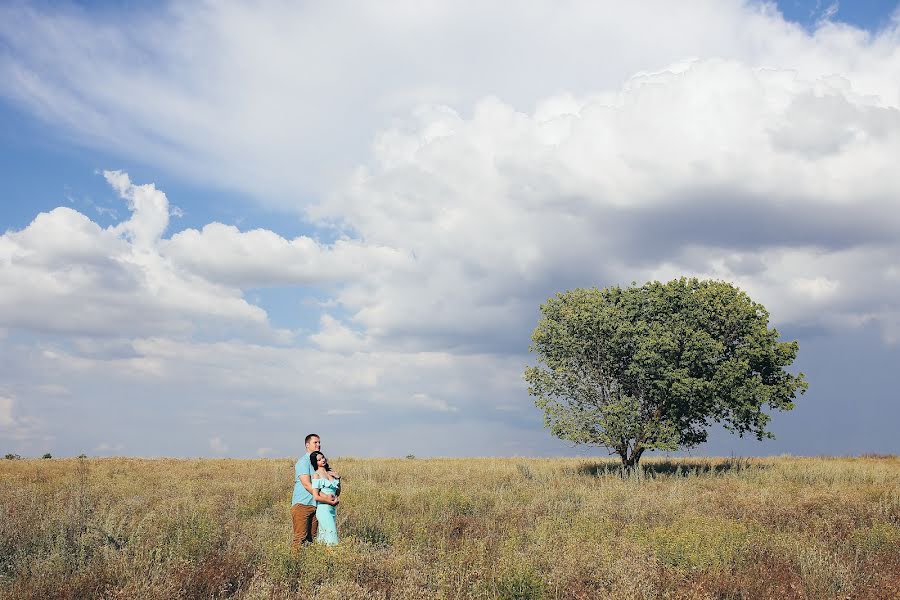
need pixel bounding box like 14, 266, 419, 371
3, 4, 899, 347
2, 1, 900, 206
0, 210, 266, 339
308, 314, 370, 353
0, 171, 399, 341
162, 224, 409, 288
312, 60, 900, 347
104, 170, 172, 249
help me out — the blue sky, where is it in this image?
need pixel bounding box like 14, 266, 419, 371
779, 0, 896, 30
2, 0, 900, 458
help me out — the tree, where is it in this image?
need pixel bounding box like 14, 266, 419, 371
524, 278, 807, 468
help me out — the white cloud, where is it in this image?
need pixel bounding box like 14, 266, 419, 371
162, 223, 408, 288
310, 60, 900, 348
1, 6, 898, 348
0, 174, 283, 340
309, 314, 370, 353
104, 170, 170, 249
1, 169, 409, 342
0, 396, 13, 427
209, 436, 229, 453
790, 276, 840, 302
410, 393, 457, 412
2, 2, 900, 207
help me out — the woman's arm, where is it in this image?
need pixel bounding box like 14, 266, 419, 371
310, 479, 339, 505
312, 489, 339, 505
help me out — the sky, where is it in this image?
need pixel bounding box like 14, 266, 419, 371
1, 0, 899, 459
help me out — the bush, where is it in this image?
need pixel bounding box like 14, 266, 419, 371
42, 453, 52, 459
4, 453, 21, 460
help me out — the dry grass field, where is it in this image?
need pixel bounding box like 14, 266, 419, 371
1, 455, 898, 599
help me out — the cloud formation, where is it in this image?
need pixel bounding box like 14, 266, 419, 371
317, 61, 900, 348
162, 225, 409, 289
0, 172, 273, 339
1, 2, 900, 456
0, 171, 407, 342
2, 1, 899, 205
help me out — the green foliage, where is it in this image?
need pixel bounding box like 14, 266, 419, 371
525, 278, 808, 466
41, 453, 52, 459
4, 453, 22, 460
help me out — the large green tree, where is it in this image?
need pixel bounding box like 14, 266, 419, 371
524, 278, 807, 468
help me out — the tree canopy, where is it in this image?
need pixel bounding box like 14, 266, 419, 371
524, 278, 807, 467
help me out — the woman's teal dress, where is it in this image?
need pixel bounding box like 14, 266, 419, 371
313, 477, 340, 545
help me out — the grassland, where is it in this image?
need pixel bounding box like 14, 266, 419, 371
0, 455, 898, 599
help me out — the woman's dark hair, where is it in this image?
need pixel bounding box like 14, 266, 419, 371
309, 451, 330, 472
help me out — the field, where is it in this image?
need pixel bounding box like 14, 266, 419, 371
1, 455, 898, 599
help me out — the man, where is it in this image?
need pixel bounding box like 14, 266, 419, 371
291, 433, 338, 549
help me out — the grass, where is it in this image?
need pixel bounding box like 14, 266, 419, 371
0, 455, 898, 599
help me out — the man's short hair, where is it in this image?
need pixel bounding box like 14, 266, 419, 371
305, 433, 320, 445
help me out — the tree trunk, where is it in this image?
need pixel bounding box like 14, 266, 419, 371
619, 446, 645, 471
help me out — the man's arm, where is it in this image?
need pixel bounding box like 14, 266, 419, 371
299, 474, 316, 497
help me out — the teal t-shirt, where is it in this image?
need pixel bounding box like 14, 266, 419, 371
291, 452, 316, 506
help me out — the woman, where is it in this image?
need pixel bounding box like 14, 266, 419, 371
309, 450, 340, 545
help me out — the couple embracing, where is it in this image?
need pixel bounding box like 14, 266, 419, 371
290, 433, 341, 550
